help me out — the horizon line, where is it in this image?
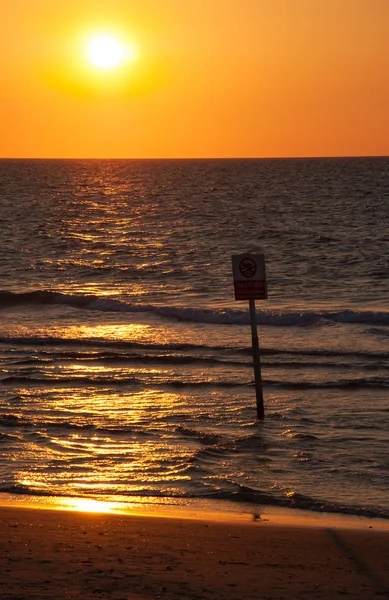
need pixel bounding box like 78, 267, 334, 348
0, 154, 388, 161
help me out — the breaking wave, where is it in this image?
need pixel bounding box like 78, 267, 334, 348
1, 335, 388, 363
0, 482, 388, 520
1, 375, 387, 390
1, 290, 389, 327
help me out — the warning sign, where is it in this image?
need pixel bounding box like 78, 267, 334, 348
232, 254, 267, 300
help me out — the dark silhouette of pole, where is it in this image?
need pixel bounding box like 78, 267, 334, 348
249, 299, 264, 420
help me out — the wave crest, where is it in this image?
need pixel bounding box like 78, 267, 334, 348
1, 290, 389, 327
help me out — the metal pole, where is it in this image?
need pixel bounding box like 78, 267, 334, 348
249, 298, 264, 420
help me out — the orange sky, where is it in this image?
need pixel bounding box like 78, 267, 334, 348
1, 0, 388, 158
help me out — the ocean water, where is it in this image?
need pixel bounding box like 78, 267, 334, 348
0, 157, 388, 518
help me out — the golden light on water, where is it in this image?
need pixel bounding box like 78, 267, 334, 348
3, 294, 205, 507
51, 323, 154, 343
62, 498, 119, 513
11, 384, 189, 505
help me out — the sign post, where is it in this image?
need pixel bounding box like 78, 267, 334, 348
232, 254, 267, 420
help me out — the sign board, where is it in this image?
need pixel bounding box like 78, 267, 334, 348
232, 254, 267, 300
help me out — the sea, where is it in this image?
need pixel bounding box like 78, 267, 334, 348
0, 157, 388, 519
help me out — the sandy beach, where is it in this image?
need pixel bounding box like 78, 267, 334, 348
1, 505, 389, 600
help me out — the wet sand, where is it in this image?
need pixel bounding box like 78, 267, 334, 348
1, 505, 389, 599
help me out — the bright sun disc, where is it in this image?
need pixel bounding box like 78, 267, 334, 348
87, 35, 124, 69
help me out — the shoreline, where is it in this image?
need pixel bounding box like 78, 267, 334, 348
1, 502, 389, 599
1, 491, 389, 532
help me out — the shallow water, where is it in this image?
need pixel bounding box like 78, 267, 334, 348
0, 157, 388, 518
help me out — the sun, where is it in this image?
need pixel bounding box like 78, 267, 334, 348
86, 35, 125, 69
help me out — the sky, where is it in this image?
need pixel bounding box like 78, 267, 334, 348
1, 0, 388, 158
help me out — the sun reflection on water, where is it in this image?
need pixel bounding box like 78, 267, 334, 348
8, 384, 194, 503
61, 323, 153, 342
59, 498, 120, 513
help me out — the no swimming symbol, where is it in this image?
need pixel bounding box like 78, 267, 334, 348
239, 257, 257, 278
232, 254, 267, 301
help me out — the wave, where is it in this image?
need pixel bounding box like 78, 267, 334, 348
265, 377, 389, 390
0, 414, 155, 436
12, 351, 385, 372
205, 485, 389, 520
0, 482, 387, 520
1, 290, 389, 327
5, 353, 245, 368
0, 375, 249, 388
0, 335, 215, 351
174, 426, 221, 446
1, 336, 388, 363
1, 374, 387, 390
